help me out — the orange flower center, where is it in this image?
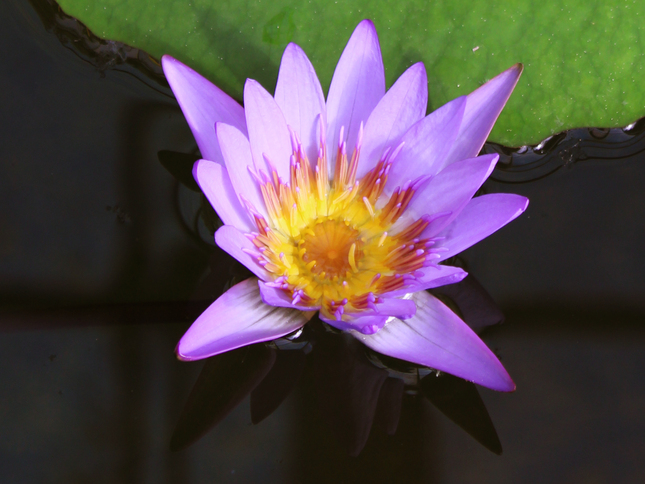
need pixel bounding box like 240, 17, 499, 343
301, 220, 363, 278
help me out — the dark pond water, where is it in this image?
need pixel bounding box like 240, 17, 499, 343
2, 0, 645, 482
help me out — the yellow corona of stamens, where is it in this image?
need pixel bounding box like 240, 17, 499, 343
247, 126, 438, 322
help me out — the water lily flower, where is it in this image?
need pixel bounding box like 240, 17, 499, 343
162, 20, 528, 392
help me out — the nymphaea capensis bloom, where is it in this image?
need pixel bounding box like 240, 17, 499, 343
163, 20, 528, 391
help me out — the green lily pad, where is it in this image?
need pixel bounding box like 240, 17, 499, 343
57, 0, 645, 146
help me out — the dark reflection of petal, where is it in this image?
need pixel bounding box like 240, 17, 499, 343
170, 344, 276, 451
431, 274, 504, 331
313, 330, 388, 456
421, 372, 502, 455
157, 150, 201, 192
373, 377, 404, 436
250, 349, 306, 424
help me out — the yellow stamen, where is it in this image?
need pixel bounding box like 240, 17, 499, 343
348, 243, 358, 273
362, 197, 375, 218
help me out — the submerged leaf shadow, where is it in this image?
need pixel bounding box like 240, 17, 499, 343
170, 344, 275, 451
250, 348, 307, 424
313, 330, 389, 456
421, 372, 503, 455
431, 272, 505, 332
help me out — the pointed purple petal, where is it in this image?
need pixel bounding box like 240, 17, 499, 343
326, 20, 385, 176
274, 43, 326, 163
352, 291, 515, 391
359, 62, 428, 179
385, 265, 468, 297
408, 154, 499, 235
435, 193, 529, 261
177, 278, 308, 361
258, 281, 319, 311
192, 159, 252, 231
386, 96, 466, 190
162, 56, 246, 162
214, 225, 270, 280
244, 79, 292, 181
444, 64, 523, 166
216, 122, 268, 220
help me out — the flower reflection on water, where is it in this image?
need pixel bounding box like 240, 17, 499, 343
163, 20, 527, 392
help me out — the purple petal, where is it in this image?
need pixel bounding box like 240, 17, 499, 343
177, 278, 309, 361
162, 56, 246, 162
358, 62, 428, 179
319, 297, 416, 335
216, 122, 267, 220
444, 64, 523, 167
352, 291, 515, 391
372, 297, 417, 319
258, 281, 319, 311
385, 265, 468, 296
408, 154, 499, 235
395, 211, 452, 241
214, 225, 270, 280
412, 265, 469, 290
385, 96, 466, 191
326, 20, 385, 176
434, 193, 529, 261
274, 43, 326, 163
192, 159, 253, 231
319, 313, 388, 334
244, 79, 292, 181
